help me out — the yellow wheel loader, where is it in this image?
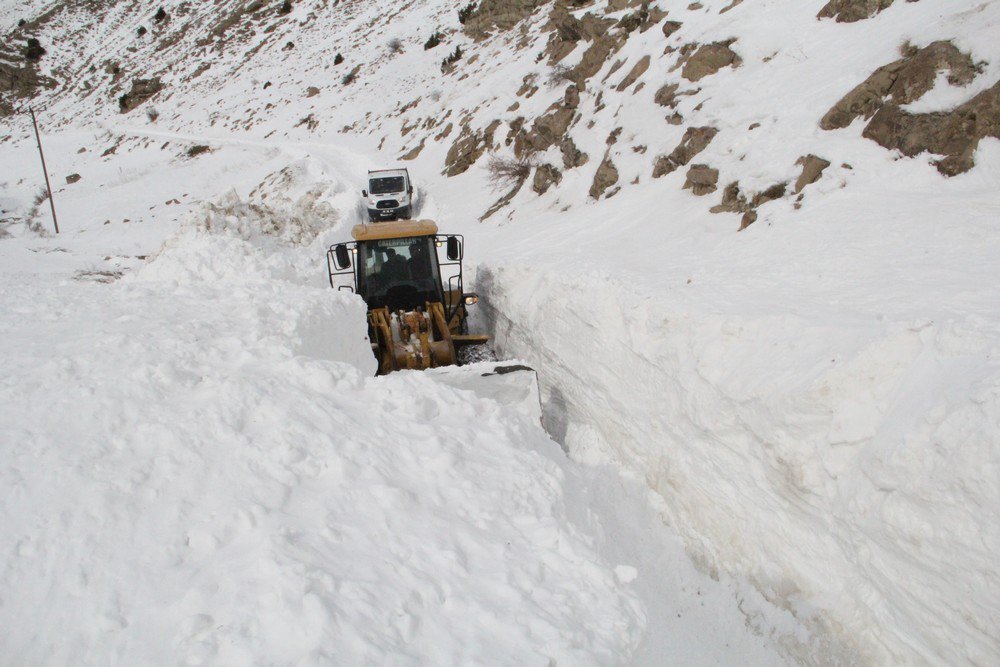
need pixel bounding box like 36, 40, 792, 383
327, 219, 490, 375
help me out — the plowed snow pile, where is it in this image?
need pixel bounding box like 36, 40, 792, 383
0, 232, 647, 663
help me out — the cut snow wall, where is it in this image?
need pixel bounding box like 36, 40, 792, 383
479, 264, 1000, 665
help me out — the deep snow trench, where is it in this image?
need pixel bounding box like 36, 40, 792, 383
0, 170, 797, 664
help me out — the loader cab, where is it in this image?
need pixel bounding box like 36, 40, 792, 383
327, 219, 470, 326
356, 235, 443, 312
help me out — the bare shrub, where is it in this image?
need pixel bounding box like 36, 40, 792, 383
25, 187, 50, 235
387, 38, 403, 54
145, 106, 159, 122
486, 153, 536, 192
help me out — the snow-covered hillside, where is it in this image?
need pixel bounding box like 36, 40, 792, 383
2, 0, 998, 664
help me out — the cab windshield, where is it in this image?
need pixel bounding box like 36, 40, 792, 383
357, 236, 442, 311
369, 176, 405, 195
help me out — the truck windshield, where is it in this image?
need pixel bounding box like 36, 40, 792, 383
357, 236, 442, 311
369, 176, 405, 195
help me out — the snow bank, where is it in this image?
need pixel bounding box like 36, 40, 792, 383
0, 243, 650, 663
479, 263, 999, 664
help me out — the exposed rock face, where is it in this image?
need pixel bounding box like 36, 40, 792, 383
399, 139, 425, 161
821, 41, 994, 175
560, 136, 589, 169
751, 182, 787, 207
65, 173, 81, 184
683, 164, 719, 195
589, 156, 619, 199
616, 55, 650, 92
545, 6, 614, 64
710, 181, 749, 214
863, 82, 1000, 175
118, 77, 163, 113
661, 20, 682, 38
0, 53, 56, 116
524, 106, 575, 154
821, 41, 981, 130
653, 126, 718, 177
794, 155, 831, 192
532, 163, 563, 194
817, 0, 895, 23
463, 0, 546, 39
654, 83, 679, 107
681, 40, 741, 82
444, 120, 502, 176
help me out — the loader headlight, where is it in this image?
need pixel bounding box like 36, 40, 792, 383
464, 294, 479, 305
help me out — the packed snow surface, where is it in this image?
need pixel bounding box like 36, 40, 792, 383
2, 0, 999, 663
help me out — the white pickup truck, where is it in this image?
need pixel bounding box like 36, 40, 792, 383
363, 168, 414, 222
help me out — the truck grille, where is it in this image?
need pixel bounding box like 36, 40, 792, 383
376, 200, 399, 209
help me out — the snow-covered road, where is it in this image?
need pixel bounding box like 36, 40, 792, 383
0, 132, 796, 663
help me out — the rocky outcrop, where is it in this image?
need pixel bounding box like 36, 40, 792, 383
683, 164, 718, 195
118, 77, 163, 113
515, 85, 580, 157
464, 0, 546, 39
863, 82, 1000, 176
544, 6, 614, 63
532, 163, 562, 194
817, 0, 895, 23
821, 41, 994, 175
560, 136, 589, 169
710, 179, 789, 229
821, 41, 981, 130
444, 120, 502, 176
0, 55, 56, 116
589, 156, 619, 199
616, 55, 650, 92
652, 126, 718, 177
794, 155, 830, 192
661, 20, 682, 39
681, 40, 741, 82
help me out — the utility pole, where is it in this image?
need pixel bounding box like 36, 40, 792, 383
28, 106, 59, 234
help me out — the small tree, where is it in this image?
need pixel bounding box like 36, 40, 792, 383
458, 2, 476, 24
424, 31, 443, 50
440, 45, 462, 72
279, 0, 292, 14
153, 7, 168, 22
333, 53, 344, 65
24, 38, 46, 61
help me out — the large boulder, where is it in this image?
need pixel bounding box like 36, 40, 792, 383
681, 40, 741, 82
817, 0, 895, 23
589, 156, 619, 199
863, 82, 1000, 176
464, 0, 546, 39
821, 41, 981, 130
532, 163, 563, 194
118, 77, 164, 113
444, 120, 502, 176
653, 126, 718, 178
683, 164, 719, 195
794, 155, 831, 193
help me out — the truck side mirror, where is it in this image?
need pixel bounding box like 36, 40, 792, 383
446, 236, 461, 261
408, 186, 414, 195
333, 244, 351, 270
361, 189, 368, 197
